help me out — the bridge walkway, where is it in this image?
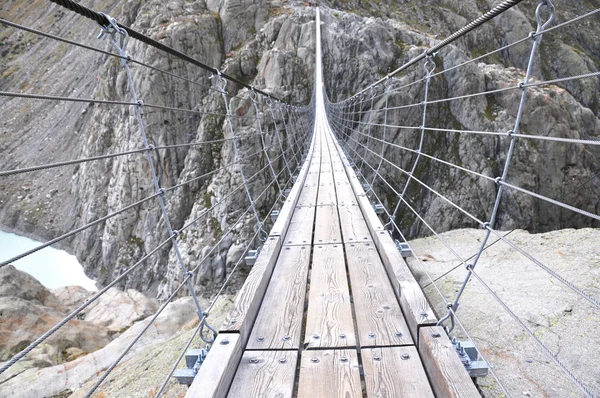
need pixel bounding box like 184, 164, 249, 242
187, 10, 479, 397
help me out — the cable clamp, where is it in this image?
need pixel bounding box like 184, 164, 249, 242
506, 129, 514, 137
494, 176, 502, 185
172, 229, 180, 237
157, 188, 166, 196
137, 99, 144, 107
147, 144, 155, 151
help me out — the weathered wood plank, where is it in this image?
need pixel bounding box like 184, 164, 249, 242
228, 350, 298, 398
334, 182, 356, 206
247, 245, 310, 349
186, 333, 242, 398
297, 183, 319, 207
314, 205, 342, 245
222, 237, 281, 341
304, 244, 356, 349
297, 349, 361, 398
317, 183, 337, 206
283, 205, 315, 246
319, 172, 335, 186
338, 203, 372, 244
362, 346, 434, 398
419, 326, 480, 398
345, 242, 413, 347
375, 231, 437, 342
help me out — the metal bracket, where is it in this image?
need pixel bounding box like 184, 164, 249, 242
394, 240, 413, 257
270, 209, 280, 222
373, 203, 385, 215
173, 346, 210, 386
451, 338, 489, 378
245, 248, 261, 266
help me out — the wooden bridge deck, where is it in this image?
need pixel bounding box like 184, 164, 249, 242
187, 8, 479, 397
186, 113, 480, 397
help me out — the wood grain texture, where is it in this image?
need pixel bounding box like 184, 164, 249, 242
338, 203, 372, 244
186, 333, 242, 398
283, 205, 315, 245
297, 349, 361, 398
317, 183, 337, 206
362, 346, 434, 398
247, 245, 311, 349
304, 244, 356, 348
314, 204, 342, 245
418, 326, 480, 398
228, 350, 298, 398
222, 237, 281, 341
297, 184, 319, 207
335, 183, 357, 206
318, 172, 335, 187
345, 242, 413, 347
375, 231, 437, 342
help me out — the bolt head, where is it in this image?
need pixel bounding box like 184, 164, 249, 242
401, 353, 410, 360
313, 334, 320, 339
249, 358, 259, 363
339, 333, 346, 339
394, 331, 403, 337
220, 340, 230, 345
310, 357, 320, 363
257, 336, 265, 342
432, 332, 441, 338
282, 336, 291, 341
368, 333, 376, 339
279, 358, 287, 364
340, 357, 348, 363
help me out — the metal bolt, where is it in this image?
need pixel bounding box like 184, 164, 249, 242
282, 336, 291, 341
257, 336, 265, 342
368, 333, 376, 339
311, 357, 320, 363
279, 358, 287, 364
432, 332, 441, 338
401, 353, 410, 360
313, 334, 320, 339
339, 333, 346, 339
394, 331, 403, 337
220, 340, 230, 345
340, 357, 348, 363
420, 311, 429, 318
373, 355, 381, 361
250, 358, 259, 364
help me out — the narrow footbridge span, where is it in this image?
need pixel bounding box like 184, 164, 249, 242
188, 9, 474, 397
1, 0, 599, 397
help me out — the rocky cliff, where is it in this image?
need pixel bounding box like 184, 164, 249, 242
1, 0, 598, 299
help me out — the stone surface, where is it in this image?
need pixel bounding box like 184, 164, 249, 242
406, 228, 600, 397
0, 295, 230, 398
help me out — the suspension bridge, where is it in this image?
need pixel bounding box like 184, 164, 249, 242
0, 0, 599, 397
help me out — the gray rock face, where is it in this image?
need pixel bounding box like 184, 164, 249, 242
406, 228, 600, 397
1, 0, 598, 300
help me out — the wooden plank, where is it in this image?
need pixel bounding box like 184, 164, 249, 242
222, 237, 282, 341
228, 350, 298, 398
319, 172, 334, 186
338, 203, 372, 244
419, 327, 480, 398
304, 172, 320, 186
345, 242, 413, 347
362, 346, 434, 398
314, 205, 341, 245
356, 195, 385, 234
297, 184, 318, 207
186, 333, 242, 398
335, 183, 356, 206
375, 231, 437, 342
304, 244, 356, 349
247, 245, 310, 349
317, 183, 337, 206
297, 349, 361, 398
283, 205, 315, 245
